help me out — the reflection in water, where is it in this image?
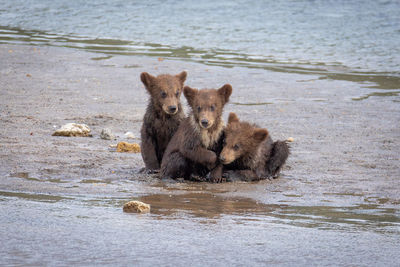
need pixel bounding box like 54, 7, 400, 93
1, 187, 399, 236
1, 184, 398, 233
133, 192, 400, 233
1, 192, 398, 266
352, 91, 400, 101
140, 193, 275, 218
10, 172, 68, 183
91, 55, 112, 61
10, 172, 41, 182
0, 191, 71, 203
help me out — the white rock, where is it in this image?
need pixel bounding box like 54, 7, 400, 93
52, 123, 91, 137
124, 132, 135, 139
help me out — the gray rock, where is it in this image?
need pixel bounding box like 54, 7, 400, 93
100, 128, 115, 140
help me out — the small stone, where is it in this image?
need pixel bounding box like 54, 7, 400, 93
100, 128, 115, 140
123, 200, 150, 213
116, 142, 141, 153
124, 132, 135, 139
287, 137, 294, 142
52, 123, 92, 137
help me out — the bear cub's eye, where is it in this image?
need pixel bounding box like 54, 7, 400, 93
161, 91, 167, 98
233, 144, 240, 151
210, 105, 215, 111
197, 106, 201, 112
175, 91, 180, 97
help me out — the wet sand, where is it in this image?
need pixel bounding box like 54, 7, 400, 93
1, 44, 399, 266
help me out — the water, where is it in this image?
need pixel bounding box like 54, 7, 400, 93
1, 186, 400, 266
0, 0, 399, 88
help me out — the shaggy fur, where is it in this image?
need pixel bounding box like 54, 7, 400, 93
220, 112, 290, 181
160, 84, 232, 182
140, 71, 187, 171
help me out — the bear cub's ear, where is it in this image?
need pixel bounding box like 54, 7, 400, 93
140, 72, 156, 89
176, 71, 187, 84
218, 84, 233, 104
228, 112, 240, 124
253, 128, 269, 143
183, 86, 198, 107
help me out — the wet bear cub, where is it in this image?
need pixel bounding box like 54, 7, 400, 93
161, 84, 232, 182
140, 71, 187, 172
220, 113, 289, 181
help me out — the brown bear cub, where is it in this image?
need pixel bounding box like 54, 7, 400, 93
140, 71, 187, 172
160, 84, 233, 182
220, 112, 289, 181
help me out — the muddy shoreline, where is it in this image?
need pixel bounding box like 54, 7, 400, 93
1, 44, 399, 265
1, 44, 399, 203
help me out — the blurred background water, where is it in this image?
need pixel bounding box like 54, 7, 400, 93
0, 0, 399, 82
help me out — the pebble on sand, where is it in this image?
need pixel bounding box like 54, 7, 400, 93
52, 123, 92, 137
124, 131, 135, 139
100, 128, 115, 140
123, 201, 150, 213
116, 142, 141, 153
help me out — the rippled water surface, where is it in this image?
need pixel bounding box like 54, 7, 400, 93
0, 0, 399, 84
1, 180, 399, 266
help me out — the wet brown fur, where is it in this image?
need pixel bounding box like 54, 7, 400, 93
140, 71, 187, 171
160, 84, 232, 182
220, 112, 290, 181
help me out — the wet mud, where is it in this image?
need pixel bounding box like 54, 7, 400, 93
0, 44, 399, 265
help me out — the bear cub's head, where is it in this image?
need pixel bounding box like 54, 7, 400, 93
183, 84, 232, 130
220, 112, 269, 165
140, 71, 187, 115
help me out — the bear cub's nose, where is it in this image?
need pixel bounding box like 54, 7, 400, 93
201, 119, 209, 128
168, 105, 177, 113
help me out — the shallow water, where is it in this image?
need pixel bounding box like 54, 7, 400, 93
0, 0, 399, 89
1, 179, 400, 266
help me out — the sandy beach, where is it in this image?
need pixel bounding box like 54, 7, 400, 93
1, 44, 399, 265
